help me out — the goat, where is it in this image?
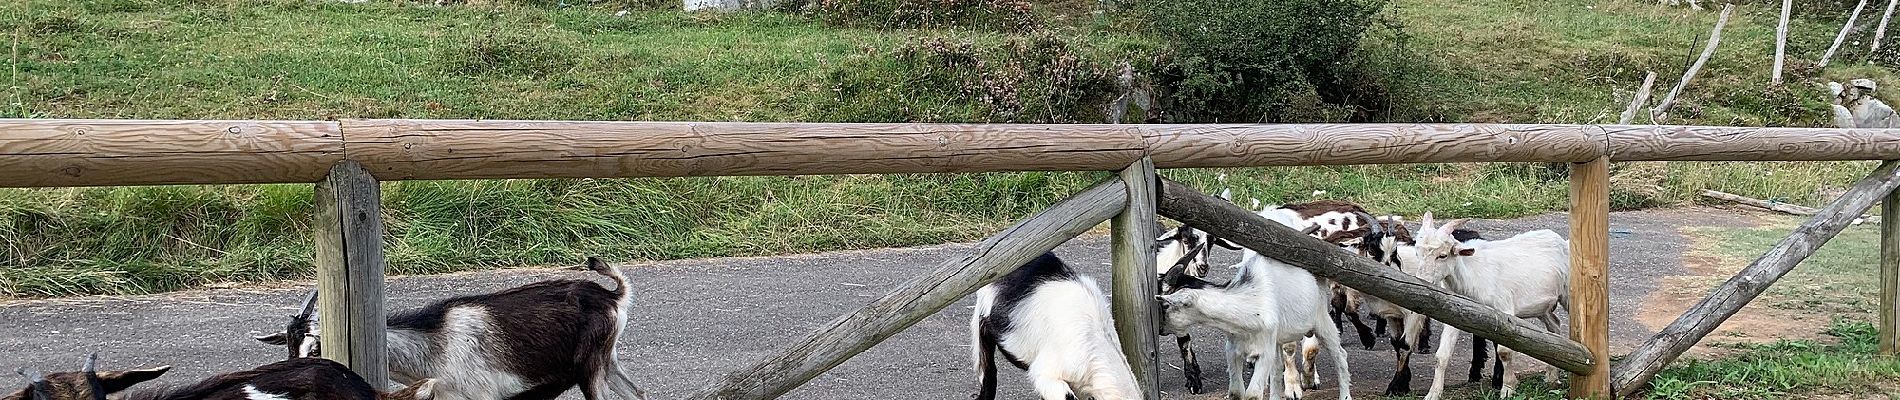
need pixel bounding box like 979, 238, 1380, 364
1356, 218, 1495, 396
1246, 200, 1382, 393
1154, 189, 1245, 395
1391, 214, 1569, 400
251, 257, 647, 400
973, 252, 1141, 400
1157, 208, 1352, 400
5, 354, 437, 400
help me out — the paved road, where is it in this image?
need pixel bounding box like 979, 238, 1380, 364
0, 208, 1757, 399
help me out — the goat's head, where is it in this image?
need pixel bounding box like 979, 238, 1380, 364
1155, 226, 1213, 279
1154, 288, 1223, 337
1395, 212, 1472, 283
4, 355, 170, 400
252, 290, 322, 359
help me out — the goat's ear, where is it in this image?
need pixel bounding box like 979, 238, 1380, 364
1155, 293, 1192, 307
252, 332, 289, 346
1456, 247, 1475, 257
1419, 212, 1435, 231
1155, 228, 1182, 243
1210, 237, 1242, 250
386, 379, 439, 400
93, 367, 168, 395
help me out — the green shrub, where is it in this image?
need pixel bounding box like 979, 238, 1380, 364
1140, 0, 1388, 122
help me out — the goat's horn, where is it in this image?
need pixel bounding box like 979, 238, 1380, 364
83, 353, 97, 373
1354, 211, 1384, 236
296, 289, 320, 318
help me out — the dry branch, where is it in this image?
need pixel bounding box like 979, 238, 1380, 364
1875, 0, 1898, 55
1654, 4, 1735, 122
1823, 0, 1873, 67
1611, 160, 1900, 396
1775, 0, 1792, 84
687, 178, 1128, 400
1154, 178, 1597, 374
1699, 189, 1879, 223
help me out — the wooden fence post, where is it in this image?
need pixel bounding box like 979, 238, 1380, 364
1569, 156, 1612, 398
1111, 158, 1160, 399
314, 160, 389, 388
1884, 168, 1900, 356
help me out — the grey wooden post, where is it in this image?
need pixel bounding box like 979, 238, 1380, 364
314, 160, 389, 388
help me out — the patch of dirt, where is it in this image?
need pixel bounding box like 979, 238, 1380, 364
1634, 211, 1836, 359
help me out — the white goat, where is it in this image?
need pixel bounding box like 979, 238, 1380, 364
1157, 210, 1352, 400
1392, 214, 1569, 400
973, 252, 1142, 400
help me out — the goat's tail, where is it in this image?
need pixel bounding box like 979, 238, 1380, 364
975, 318, 1000, 400
585, 256, 632, 298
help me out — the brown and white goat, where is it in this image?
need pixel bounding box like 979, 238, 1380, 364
251, 257, 646, 400
6, 354, 436, 400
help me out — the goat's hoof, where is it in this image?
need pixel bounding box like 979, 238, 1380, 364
1186, 383, 1203, 395
1382, 388, 1409, 397
1413, 346, 1432, 355
1303, 382, 1320, 390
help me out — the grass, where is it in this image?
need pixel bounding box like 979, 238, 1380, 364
0, 0, 1894, 297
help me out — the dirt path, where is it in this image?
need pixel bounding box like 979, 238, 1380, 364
0, 207, 1763, 399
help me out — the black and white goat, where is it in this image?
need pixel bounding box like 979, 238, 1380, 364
972, 252, 1142, 400
6, 354, 437, 400
251, 257, 646, 400
1157, 209, 1353, 400
1153, 224, 1240, 395
1391, 214, 1570, 400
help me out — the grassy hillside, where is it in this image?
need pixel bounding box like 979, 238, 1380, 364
0, 0, 1890, 297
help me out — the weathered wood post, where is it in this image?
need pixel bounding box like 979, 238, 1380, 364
314, 160, 389, 388
1884, 170, 1900, 356
1569, 156, 1612, 398
1110, 158, 1160, 399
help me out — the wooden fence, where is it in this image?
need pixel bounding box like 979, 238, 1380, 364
5, 118, 1899, 399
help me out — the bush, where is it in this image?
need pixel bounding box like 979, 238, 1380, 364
785, 0, 1039, 31
1141, 0, 1388, 122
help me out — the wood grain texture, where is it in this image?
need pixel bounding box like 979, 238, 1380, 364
1110, 158, 1160, 400
1610, 160, 1900, 396
1568, 157, 1612, 398
1153, 178, 1596, 374
1142, 123, 1606, 167
1604, 125, 1900, 161
1883, 182, 1900, 356
345, 120, 1148, 180
0, 119, 342, 187
314, 161, 389, 388
686, 178, 1128, 400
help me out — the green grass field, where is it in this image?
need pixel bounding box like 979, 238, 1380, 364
0, 0, 1890, 299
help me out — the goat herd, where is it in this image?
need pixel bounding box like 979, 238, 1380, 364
6, 186, 1572, 400
974, 189, 1571, 400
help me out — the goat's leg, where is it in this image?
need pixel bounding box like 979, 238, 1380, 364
1228, 338, 1248, 400
1179, 335, 1205, 394
578, 371, 607, 400
1314, 319, 1353, 400
1415, 318, 1435, 354
1027, 364, 1077, 400
1421, 321, 1460, 400
1279, 344, 1305, 400
1539, 313, 1564, 384
1258, 342, 1282, 400
1384, 316, 1413, 396
1301, 336, 1321, 390
1497, 347, 1520, 398
604, 366, 651, 400
1468, 336, 1490, 383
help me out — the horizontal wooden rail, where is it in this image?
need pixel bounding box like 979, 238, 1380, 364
0, 119, 342, 187
1154, 178, 1598, 374
7, 119, 1900, 187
